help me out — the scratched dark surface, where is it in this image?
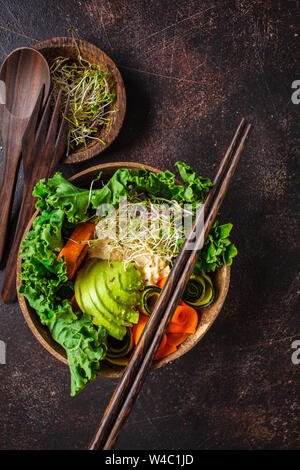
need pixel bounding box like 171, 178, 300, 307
0, 0, 299, 450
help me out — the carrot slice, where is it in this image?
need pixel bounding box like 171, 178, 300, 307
131, 314, 148, 345
167, 305, 198, 334
156, 334, 167, 357
166, 333, 189, 347
131, 313, 167, 360
131, 305, 197, 361
57, 221, 95, 280
157, 276, 184, 305
157, 276, 168, 289
155, 342, 177, 360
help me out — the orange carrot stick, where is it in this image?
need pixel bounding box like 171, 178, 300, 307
57, 221, 95, 280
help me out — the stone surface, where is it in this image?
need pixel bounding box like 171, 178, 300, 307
0, 0, 299, 450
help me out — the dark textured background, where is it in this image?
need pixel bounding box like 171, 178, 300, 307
0, 0, 299, 450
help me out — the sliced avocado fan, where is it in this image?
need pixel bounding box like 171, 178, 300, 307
75, 259, 143, 340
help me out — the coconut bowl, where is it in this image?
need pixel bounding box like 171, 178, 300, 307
34, 37, 126, 163
17, 162, 230, 378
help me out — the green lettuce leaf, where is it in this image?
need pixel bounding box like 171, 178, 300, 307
175, 161, 212, 202
194, 222, 238, 275
33, 173, 93, 224
49, 309, 107, 396
19, 206, 107, 395
34, 163, 213, 224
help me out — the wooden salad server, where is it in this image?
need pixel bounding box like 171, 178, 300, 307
1, 88, 70, 304
0, 47, 50, 265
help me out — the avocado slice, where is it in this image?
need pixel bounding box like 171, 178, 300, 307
75, 259, 143, 339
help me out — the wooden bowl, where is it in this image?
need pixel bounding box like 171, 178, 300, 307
34, 37, 126, 163
17, 162, 230, 378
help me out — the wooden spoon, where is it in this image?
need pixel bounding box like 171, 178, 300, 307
0, 47, 50, 264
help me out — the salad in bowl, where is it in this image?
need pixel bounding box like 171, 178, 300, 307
17, 162, 236, 396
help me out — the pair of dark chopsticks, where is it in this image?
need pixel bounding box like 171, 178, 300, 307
88, 118, 252, 450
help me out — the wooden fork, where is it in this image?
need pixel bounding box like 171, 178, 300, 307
1, 87, 69, 304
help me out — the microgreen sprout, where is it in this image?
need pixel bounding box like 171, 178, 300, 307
50, 34, 117, 154
90, 199, 194, 270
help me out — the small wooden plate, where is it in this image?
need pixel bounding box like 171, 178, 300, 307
34, 37, 126, 163
17, 162, 230, 378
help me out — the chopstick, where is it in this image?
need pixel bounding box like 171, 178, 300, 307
88, 119, 252, 450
